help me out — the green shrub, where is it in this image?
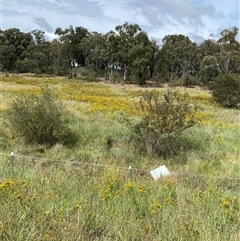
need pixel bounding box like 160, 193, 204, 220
211, 74, 240, 108
127, 90, 198, 156
8, 86, 78, 146
168, 78, 182, 87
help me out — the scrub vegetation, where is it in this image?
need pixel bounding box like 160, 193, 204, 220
0, 75, 240, 240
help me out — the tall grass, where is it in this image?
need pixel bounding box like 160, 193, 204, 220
0, 76, 240, 240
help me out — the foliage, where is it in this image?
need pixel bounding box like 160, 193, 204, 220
127, 90, 198, 156
130, 31, 153, 85
1, 25, 239, 87
8, 86, 77, 146
115, 22, 143, 82
211, 73, 240, 108
200, 55, 220, 84
156, 34, 199, 84
0, 28, 33, 71
55, 25, 89, 68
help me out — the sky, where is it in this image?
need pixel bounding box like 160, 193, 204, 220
1, 0, 239, 43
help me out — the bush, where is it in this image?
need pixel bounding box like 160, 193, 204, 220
168, 78, 182, 87
211, 74, 240, 108
127, 90, 198, 156
8, 86, 78, 146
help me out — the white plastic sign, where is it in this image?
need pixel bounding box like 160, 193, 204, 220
150, 165, 170, 180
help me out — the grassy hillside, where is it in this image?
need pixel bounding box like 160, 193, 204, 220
0, 75, 240, 240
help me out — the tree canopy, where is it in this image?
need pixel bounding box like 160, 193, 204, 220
0, 24, 239, 86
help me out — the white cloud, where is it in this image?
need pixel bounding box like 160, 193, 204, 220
1, 0, 239, 41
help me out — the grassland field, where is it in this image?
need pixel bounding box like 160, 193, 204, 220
0, 75, 240, 240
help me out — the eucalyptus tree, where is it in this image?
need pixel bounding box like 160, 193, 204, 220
50, 39, 67, 75
216, 27, 240, 74
199, 55, 220, 84
0, 37, 16, 71
130, 31, 153, 85
87, 31, 120, 80
73, 26, 90, 66
148, 38, 160, 79
55, 25, 77, 77
79, 31, 102, 72
199, 27, 240, 83
55, 25, 89, 77
199, 39, 221, 57
0, 28, 32, 71
78, 31, 113, 80
80, 31, 118, 79
31, 29, 47, 45
16, 44, 51, 74
115, 22, 142, 82
156, 34, 198, 85
15, 30, 51, 74
218, 26, 239, 44
99, 31, 120, 81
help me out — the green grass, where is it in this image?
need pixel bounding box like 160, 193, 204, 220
0, 76, 240, 240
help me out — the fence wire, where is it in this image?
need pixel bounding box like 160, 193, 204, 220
0, 152, 240, 190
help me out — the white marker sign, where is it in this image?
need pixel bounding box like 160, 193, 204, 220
150, 165, 170, 180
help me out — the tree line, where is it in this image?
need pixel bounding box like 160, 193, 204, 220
0, 23, 239, 86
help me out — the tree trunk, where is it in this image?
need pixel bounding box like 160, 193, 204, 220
123, 64, 127, 82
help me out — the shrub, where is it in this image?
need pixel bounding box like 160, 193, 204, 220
127, 90, 198, 156
8, 86, 77, 146
211, 74, 240, 108
168, 78, 182, 87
